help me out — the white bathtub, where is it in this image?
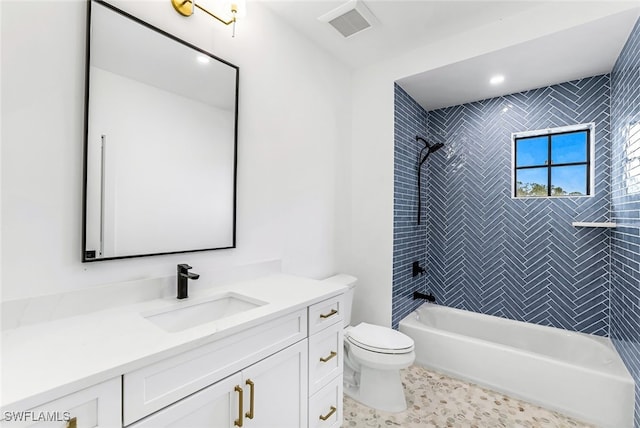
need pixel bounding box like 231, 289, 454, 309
398, 303, 635, 428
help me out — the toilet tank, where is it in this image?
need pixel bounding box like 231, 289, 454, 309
321, 274, 357, 327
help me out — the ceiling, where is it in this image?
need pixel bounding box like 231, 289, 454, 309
260, 1, 640, 111
260, 1, 541, 69
398, 9, 640, 110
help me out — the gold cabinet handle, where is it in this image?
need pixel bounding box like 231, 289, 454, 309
234, 385, 244, 427
319, 406, 337, 421
320, 309, 338, 319
245, 379, 255, 419
66, 417, 77, 428
319, 351, 337, 363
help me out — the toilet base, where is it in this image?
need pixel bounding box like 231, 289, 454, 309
343, 365, 408, 413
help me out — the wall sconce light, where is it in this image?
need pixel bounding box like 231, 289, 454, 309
171, 0, 245, 37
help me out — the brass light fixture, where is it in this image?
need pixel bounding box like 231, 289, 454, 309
171, 0, 243, 36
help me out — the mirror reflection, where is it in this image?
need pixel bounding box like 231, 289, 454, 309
83, 1, 238, 261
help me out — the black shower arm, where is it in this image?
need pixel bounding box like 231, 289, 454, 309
417, 136, 431, 166
416, 136, 429, 146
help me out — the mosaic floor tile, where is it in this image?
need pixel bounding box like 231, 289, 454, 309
343, 365, 594, 427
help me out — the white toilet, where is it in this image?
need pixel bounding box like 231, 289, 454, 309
322, 274, 415, 412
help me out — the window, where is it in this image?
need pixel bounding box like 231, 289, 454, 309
512, 123, 594, 198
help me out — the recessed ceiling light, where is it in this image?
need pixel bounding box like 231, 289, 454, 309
490, 75, 505, 85
197, 55, 211, 64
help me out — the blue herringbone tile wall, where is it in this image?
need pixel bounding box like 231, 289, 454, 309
611, 17, 640, 428
419, 75, 612, 336
392, 84, 429, 328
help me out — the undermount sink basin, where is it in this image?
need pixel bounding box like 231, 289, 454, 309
143, 293, 267, 332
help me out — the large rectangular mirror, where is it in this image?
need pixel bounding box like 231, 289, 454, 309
83, 0, 238, 261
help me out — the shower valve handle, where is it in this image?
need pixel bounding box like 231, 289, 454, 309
412, 261, 426, 277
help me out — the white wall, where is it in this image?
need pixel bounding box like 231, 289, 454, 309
341, 1, 640, 328
1, 0, 351, 301
0, 0, 3, 302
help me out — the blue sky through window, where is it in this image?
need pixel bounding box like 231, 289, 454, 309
514, 128, 590, 197
516, 136, 548, 167
551, 165, 587, 195
551, 131, 587, 164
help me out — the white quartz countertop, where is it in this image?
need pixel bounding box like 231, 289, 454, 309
1, 274, 346, 412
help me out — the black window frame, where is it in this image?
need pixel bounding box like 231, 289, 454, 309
513, 127, 592, 198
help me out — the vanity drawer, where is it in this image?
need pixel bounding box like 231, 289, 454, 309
308, 375, 343, 428
123, 309, 307, 425
308, 322, 343, 395
308, 295, 343, 335
1, 377, 121, 428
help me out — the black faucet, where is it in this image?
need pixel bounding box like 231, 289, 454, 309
177, 264, 200, 299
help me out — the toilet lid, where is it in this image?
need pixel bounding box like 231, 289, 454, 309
346, 322, 414, 353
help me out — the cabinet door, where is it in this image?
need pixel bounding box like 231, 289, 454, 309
129, 373, 242, 428
1, 377, 121, 428
241, 340, 308, 428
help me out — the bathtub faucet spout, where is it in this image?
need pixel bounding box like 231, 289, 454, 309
413, 291, 436, 302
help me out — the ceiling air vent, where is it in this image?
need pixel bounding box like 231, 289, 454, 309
318, 0, 376, 39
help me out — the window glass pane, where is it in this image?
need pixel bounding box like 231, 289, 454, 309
551, 165, 587, 196
516, 167, 548, 197
551, 131, 587, 164
516, 136, 548, 167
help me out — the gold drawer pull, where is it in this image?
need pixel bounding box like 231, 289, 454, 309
234, 385, 244, 427
245, 379, 255, 419
67, 417, 77, 428
319, 309, 338, 319
319, 406, 337, 421
319, 351, 337, 363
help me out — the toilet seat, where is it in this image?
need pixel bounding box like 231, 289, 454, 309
347, 341, 416, 371
346, 322, 414, 354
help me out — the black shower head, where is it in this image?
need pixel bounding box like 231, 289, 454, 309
416, 136, 444, 153
416, 136, 444, 165
429, 142, 444, 154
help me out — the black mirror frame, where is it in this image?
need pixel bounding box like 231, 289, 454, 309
81, 0, 239, 262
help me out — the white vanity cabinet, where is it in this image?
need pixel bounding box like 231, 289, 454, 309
1, 377, 121, 428
124, 296, 346, 428
2, 278, 347, 428
129, 340, 308, 428
124, 309, 308, 427
307, 296, 344, 428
